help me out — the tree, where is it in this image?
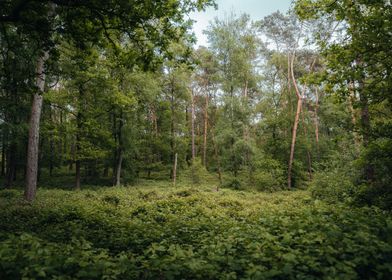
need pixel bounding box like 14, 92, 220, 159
295, 0, 392, 203
0, 0, 215, 201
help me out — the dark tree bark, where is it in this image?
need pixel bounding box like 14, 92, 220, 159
5, 142, 16, 188
1, 131, 6, 177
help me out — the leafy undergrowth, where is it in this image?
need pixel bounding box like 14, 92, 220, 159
0, 185, 391, 279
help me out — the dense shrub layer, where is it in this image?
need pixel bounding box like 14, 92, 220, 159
0, 185, 391, 279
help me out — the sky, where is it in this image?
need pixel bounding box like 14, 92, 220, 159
189, 0, 293, 47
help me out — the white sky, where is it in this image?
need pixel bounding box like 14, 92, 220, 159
189, 0, 293, 47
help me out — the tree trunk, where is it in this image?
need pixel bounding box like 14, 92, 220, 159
191, 90, 196, 161
203, 93, 208, 166
1, 131, 5, 177
288, 97, 302, 189
49, 105, 54, 177
173, 152, 177, 186
75, 160, 81, 190
75, 86, 83, 190
115, 151, 123, 186
24, 52, 48, 201
114, 111, 124, 186
103, 166, 109, 177
211, 128, 222, 185
301, 105, 312, 180
287, 53, 315, 189
5, 142, 16, 188
314, 87, 320, 153
170, 81, 175, 179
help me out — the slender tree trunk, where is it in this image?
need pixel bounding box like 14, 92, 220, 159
314, 87, 320, 152
191, 90, 196, 161
211, 128, 222, 185
287, 54, 315, 189
25, 52, 48, 201
103, 166, 109, 177
1, 131, 5, 177
301, 104, 312, 180
173, 153, 177, 186
49, 105, 54, 177
115, 151, 123, 186
37, 136, 44, 183
288, 97, 302, 189
5, 142, 16, 188
75, 88, 83, 190
49, 141, 54, 177
75, 160, 81, 190
114, 111, 124, 186
203, 93, 208, 166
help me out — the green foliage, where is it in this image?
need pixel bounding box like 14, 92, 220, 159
295, 0, 392, 208
0, 185, 391, 279
310, 170, 356, 204
252, 155, 286, 192
180, 158, 217, 185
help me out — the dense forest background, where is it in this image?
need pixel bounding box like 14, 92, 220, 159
1, 1, 392, 279
1, 0, 391, 208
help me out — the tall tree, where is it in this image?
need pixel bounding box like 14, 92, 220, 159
0, 0, 215, 201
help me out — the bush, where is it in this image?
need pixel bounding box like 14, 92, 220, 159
0, 189, 19, 199
252, 154, 286, 191
310, 169, 356, 203
223, 177, 242, 190
180, 158, 217, 185
0, 187, 391, 279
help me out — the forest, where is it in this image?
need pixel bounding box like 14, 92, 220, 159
0, 0, 391, 279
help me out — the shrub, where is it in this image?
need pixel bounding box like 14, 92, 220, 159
223, 177, 242, 190
252, 154, 286, 191
102, 195, 120, 206
180, 158, 216, 185
0, 187, 391, 279
310, 169, 356, 203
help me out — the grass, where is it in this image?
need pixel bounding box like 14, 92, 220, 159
0, 183, 391, 279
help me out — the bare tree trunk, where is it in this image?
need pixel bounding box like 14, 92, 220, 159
49, 105, 54, 177
74, 85, 84, 190
287, 53, 315, 189
114, 111, 124, 186
314, 87, 320, 150
203, 93, 208, 166
173, 153, 177, 186
211, 127, 222, 185
191, 90, 195, 161
288, 97, 302, 189
115, 151, 123, 186
170, 81, 175, 179
301, 105, 312, 180
25, 52, 48, 201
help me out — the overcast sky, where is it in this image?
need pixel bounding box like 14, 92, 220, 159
189, 0, 293, 47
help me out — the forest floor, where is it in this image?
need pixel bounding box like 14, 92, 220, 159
0, 183, 391, 279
